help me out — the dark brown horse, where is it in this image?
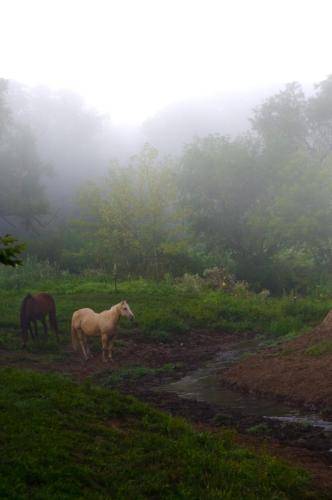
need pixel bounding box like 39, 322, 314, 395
20, 293, 59, 346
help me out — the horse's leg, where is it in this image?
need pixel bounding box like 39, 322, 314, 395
22, 325, 29, 348
33, 320, 39, 340
85, 338, 93, 358
77, 330, 89, 361
108, 339, 114, 361
42, 317, 48, 338
101, 334, 109, 362
82, 335, 92, 359
29, 322, 34, 340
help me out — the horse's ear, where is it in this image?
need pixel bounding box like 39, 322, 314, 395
121, 299, 126, 304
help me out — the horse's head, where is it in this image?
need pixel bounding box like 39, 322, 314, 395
119, 300, 135, 321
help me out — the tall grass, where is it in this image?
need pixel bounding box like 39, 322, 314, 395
0, 256, 64, 290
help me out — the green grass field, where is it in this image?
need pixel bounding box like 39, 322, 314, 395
0, 276, 330, 348
0, 275, 331, 498
0, 367, 312, 499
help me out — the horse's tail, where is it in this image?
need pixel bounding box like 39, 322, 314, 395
20, 293, 33, 346
71, 319, 79, 351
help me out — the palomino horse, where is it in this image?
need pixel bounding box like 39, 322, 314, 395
71, 300, 135, 362
20, 293, 59, 347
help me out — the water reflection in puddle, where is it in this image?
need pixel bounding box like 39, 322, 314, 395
164, 338, 332, 435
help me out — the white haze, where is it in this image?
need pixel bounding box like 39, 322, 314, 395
1, 0, 331, 125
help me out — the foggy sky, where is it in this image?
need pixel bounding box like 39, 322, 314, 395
1, 0, 331, 124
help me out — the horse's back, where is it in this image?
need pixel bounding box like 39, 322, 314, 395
34, 292, 55, 305
72, 307, 95, 318
72, 308, 95, 328
32, 293, 56, 314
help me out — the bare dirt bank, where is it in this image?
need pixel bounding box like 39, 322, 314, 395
220, 311, 332, 416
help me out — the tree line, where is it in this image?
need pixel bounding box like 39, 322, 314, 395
1, 77, 332, 293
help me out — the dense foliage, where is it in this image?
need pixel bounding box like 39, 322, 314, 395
0, 235, 25, 266
2, 77, 332, 293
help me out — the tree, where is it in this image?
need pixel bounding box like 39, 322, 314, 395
179, 78, 332, 291
251, 82, 309, 156
307, 74, 332, 160
78, 144, 187, 278
251, 79, 332, 275
0, 235, 25, 266
0, 78, 49, 228
179, 135, 277, 285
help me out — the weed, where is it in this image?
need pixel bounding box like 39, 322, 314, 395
96, 363, 178, 387
247, 423, 271, 435
305, 340, 332, 357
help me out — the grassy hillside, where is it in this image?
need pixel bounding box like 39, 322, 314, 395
0, 368, 311, 499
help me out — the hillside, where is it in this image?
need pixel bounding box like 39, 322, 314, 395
0, 367, 310, 499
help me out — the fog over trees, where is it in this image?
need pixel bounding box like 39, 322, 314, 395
4, 80, 285, 204
1, 75, 332, 293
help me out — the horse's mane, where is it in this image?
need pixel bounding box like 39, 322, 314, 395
110, 301, 122, 310
20, 293, 33, 328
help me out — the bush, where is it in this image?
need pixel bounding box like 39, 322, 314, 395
174, 273, 204, 293
269, 317, 304, 338
232, 280, 251, 297
202, 266, 235, 290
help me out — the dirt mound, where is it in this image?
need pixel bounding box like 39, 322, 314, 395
221, 311, 332, 415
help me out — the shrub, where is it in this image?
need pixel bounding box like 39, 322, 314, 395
305, 340, 332, 357
232, 280, 251, 297
174, 273, 204, 293
202, 266, 235, 290
269, 317, 304, 338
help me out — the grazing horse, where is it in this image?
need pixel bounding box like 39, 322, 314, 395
20, 292, 59, 347
71, 300, 135, 362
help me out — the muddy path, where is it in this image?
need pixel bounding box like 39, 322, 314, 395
1, 329, 332, 493
0, 329, 231, 381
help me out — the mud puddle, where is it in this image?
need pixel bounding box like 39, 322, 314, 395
163, 338, 332, 456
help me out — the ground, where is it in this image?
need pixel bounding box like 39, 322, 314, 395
220, 310, 332, 415
1, 327, 332, 495
1, 285, 332, 496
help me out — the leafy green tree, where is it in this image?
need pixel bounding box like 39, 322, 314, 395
179, 78, 332, 291
179, 135, 280, 287
78, 144, 188, 278
0, 235, 25, 266
251, 79, 332, 279
251, 82, 309, 156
